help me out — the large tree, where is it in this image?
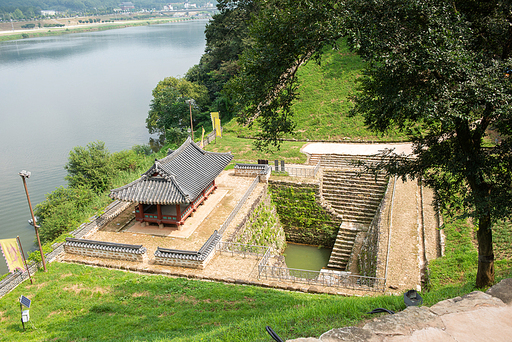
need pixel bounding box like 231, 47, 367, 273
146, 76, 208, 139
232, 0, 512, 287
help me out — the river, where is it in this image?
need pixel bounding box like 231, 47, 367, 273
0, 20, 207, 274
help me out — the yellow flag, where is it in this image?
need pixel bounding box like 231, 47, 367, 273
215, 118, 222, 137
0, 238, 25, 272
210, 112, 219, 131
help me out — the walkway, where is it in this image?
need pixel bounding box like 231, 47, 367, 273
301, 142, 413, 156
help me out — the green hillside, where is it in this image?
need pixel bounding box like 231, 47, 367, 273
227, 42, 407, 144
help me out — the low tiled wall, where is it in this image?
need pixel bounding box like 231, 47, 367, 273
234, 164, 271, 182
64, 238, 146, 262
154, 231, 221, 269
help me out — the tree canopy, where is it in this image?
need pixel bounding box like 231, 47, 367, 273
231, 0, 512, 287
146, 76, 209, 141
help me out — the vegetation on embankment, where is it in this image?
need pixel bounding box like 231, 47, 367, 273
231, 44, 407, 143
268, 181, 340, 248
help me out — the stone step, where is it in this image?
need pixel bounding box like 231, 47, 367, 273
334, 239, 356, 246
326, 196, 382, 207
323, 176, 388, 184
329, 203, 380, 215
323, 192, 384, 204
322, 179, 387, 189
323, 189, 385, 198
340, 215, 374, 224
325, 199, 382, 211
324, 170, 388, 177
323, 180, 387, 189
323, 173, 388, 182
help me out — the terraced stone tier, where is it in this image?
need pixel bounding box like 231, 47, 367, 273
322, 170, 389, 270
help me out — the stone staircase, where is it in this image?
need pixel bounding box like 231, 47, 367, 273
308, 153, 388, 168
323, 169, 389, 270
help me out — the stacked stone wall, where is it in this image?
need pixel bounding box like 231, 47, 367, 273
64, 245, 144, 262
357, 177, 393, 278
154, 252, 215, 269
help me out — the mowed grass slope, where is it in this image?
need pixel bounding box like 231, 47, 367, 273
231, 42, 407, 142
0, 262, 407, 342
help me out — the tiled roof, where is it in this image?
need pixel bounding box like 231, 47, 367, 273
109, 138, 232, 205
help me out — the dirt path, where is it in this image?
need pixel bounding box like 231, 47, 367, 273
380, 177, 439, 293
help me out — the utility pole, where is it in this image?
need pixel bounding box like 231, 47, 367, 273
187, 99, 194, 140
19, 170, 47, 272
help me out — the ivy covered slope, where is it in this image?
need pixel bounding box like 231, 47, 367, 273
268, 181, 340, 248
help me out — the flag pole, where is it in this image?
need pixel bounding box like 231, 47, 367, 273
16, 236, 32, 284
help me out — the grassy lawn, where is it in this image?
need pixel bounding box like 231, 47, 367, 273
203, 133, 308, 166
232, 42, 407, 142
0, 263, 407, 342
1, 213, 511, 342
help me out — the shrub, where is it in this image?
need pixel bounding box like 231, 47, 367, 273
65, 141, 114, 193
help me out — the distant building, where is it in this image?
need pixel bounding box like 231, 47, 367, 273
184, 1, 197, 9
163, 4, 174, 11
41, 10, 57, 16
206, 2, 214, 7
119, 2, 135, 11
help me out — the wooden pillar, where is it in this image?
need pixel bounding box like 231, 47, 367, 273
176, 204, 181, 220
157, 204, 163, 228
138, 203, 145, 226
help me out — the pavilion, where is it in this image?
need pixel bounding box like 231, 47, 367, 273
109, 137, 233, 229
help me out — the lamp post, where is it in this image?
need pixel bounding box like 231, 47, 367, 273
19, 170, 47, 272
186, 99, 194, 140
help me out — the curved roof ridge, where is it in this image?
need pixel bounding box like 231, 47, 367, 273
168, 174, 192, 202
158, 137, 193, 164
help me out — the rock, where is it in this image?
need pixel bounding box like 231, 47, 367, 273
320, 327, 379, 341
308, 286, 322, 294
286, 338, 321, 342
363, 306, 444, 336
429, 291, 505, 316
486, 278, 512, 305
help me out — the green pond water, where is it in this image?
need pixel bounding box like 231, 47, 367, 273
284, 243, 332, 271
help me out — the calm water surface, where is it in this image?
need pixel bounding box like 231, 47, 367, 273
0, 20, 207, 274
284, 243, 332, 272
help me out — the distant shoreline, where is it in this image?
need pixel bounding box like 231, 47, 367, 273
0, 17, 205, 42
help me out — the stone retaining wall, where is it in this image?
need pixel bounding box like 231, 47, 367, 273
64, 238, 146, 262
357, 177, 393, 278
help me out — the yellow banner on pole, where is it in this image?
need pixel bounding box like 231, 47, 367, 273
215, 118, 222, 137
200, 126, 205, 148
0, 238, 25, 272
210, 112, 219, 131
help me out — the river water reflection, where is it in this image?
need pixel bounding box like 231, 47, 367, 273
0, 20, 207, 274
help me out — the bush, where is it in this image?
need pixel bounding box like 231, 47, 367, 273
111, 150, 139, 171
65, 141, 114, 193
34, 186, 98, 243
131, 144, 153, 156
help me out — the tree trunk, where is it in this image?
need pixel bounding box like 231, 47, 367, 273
475, 212, 494, 288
